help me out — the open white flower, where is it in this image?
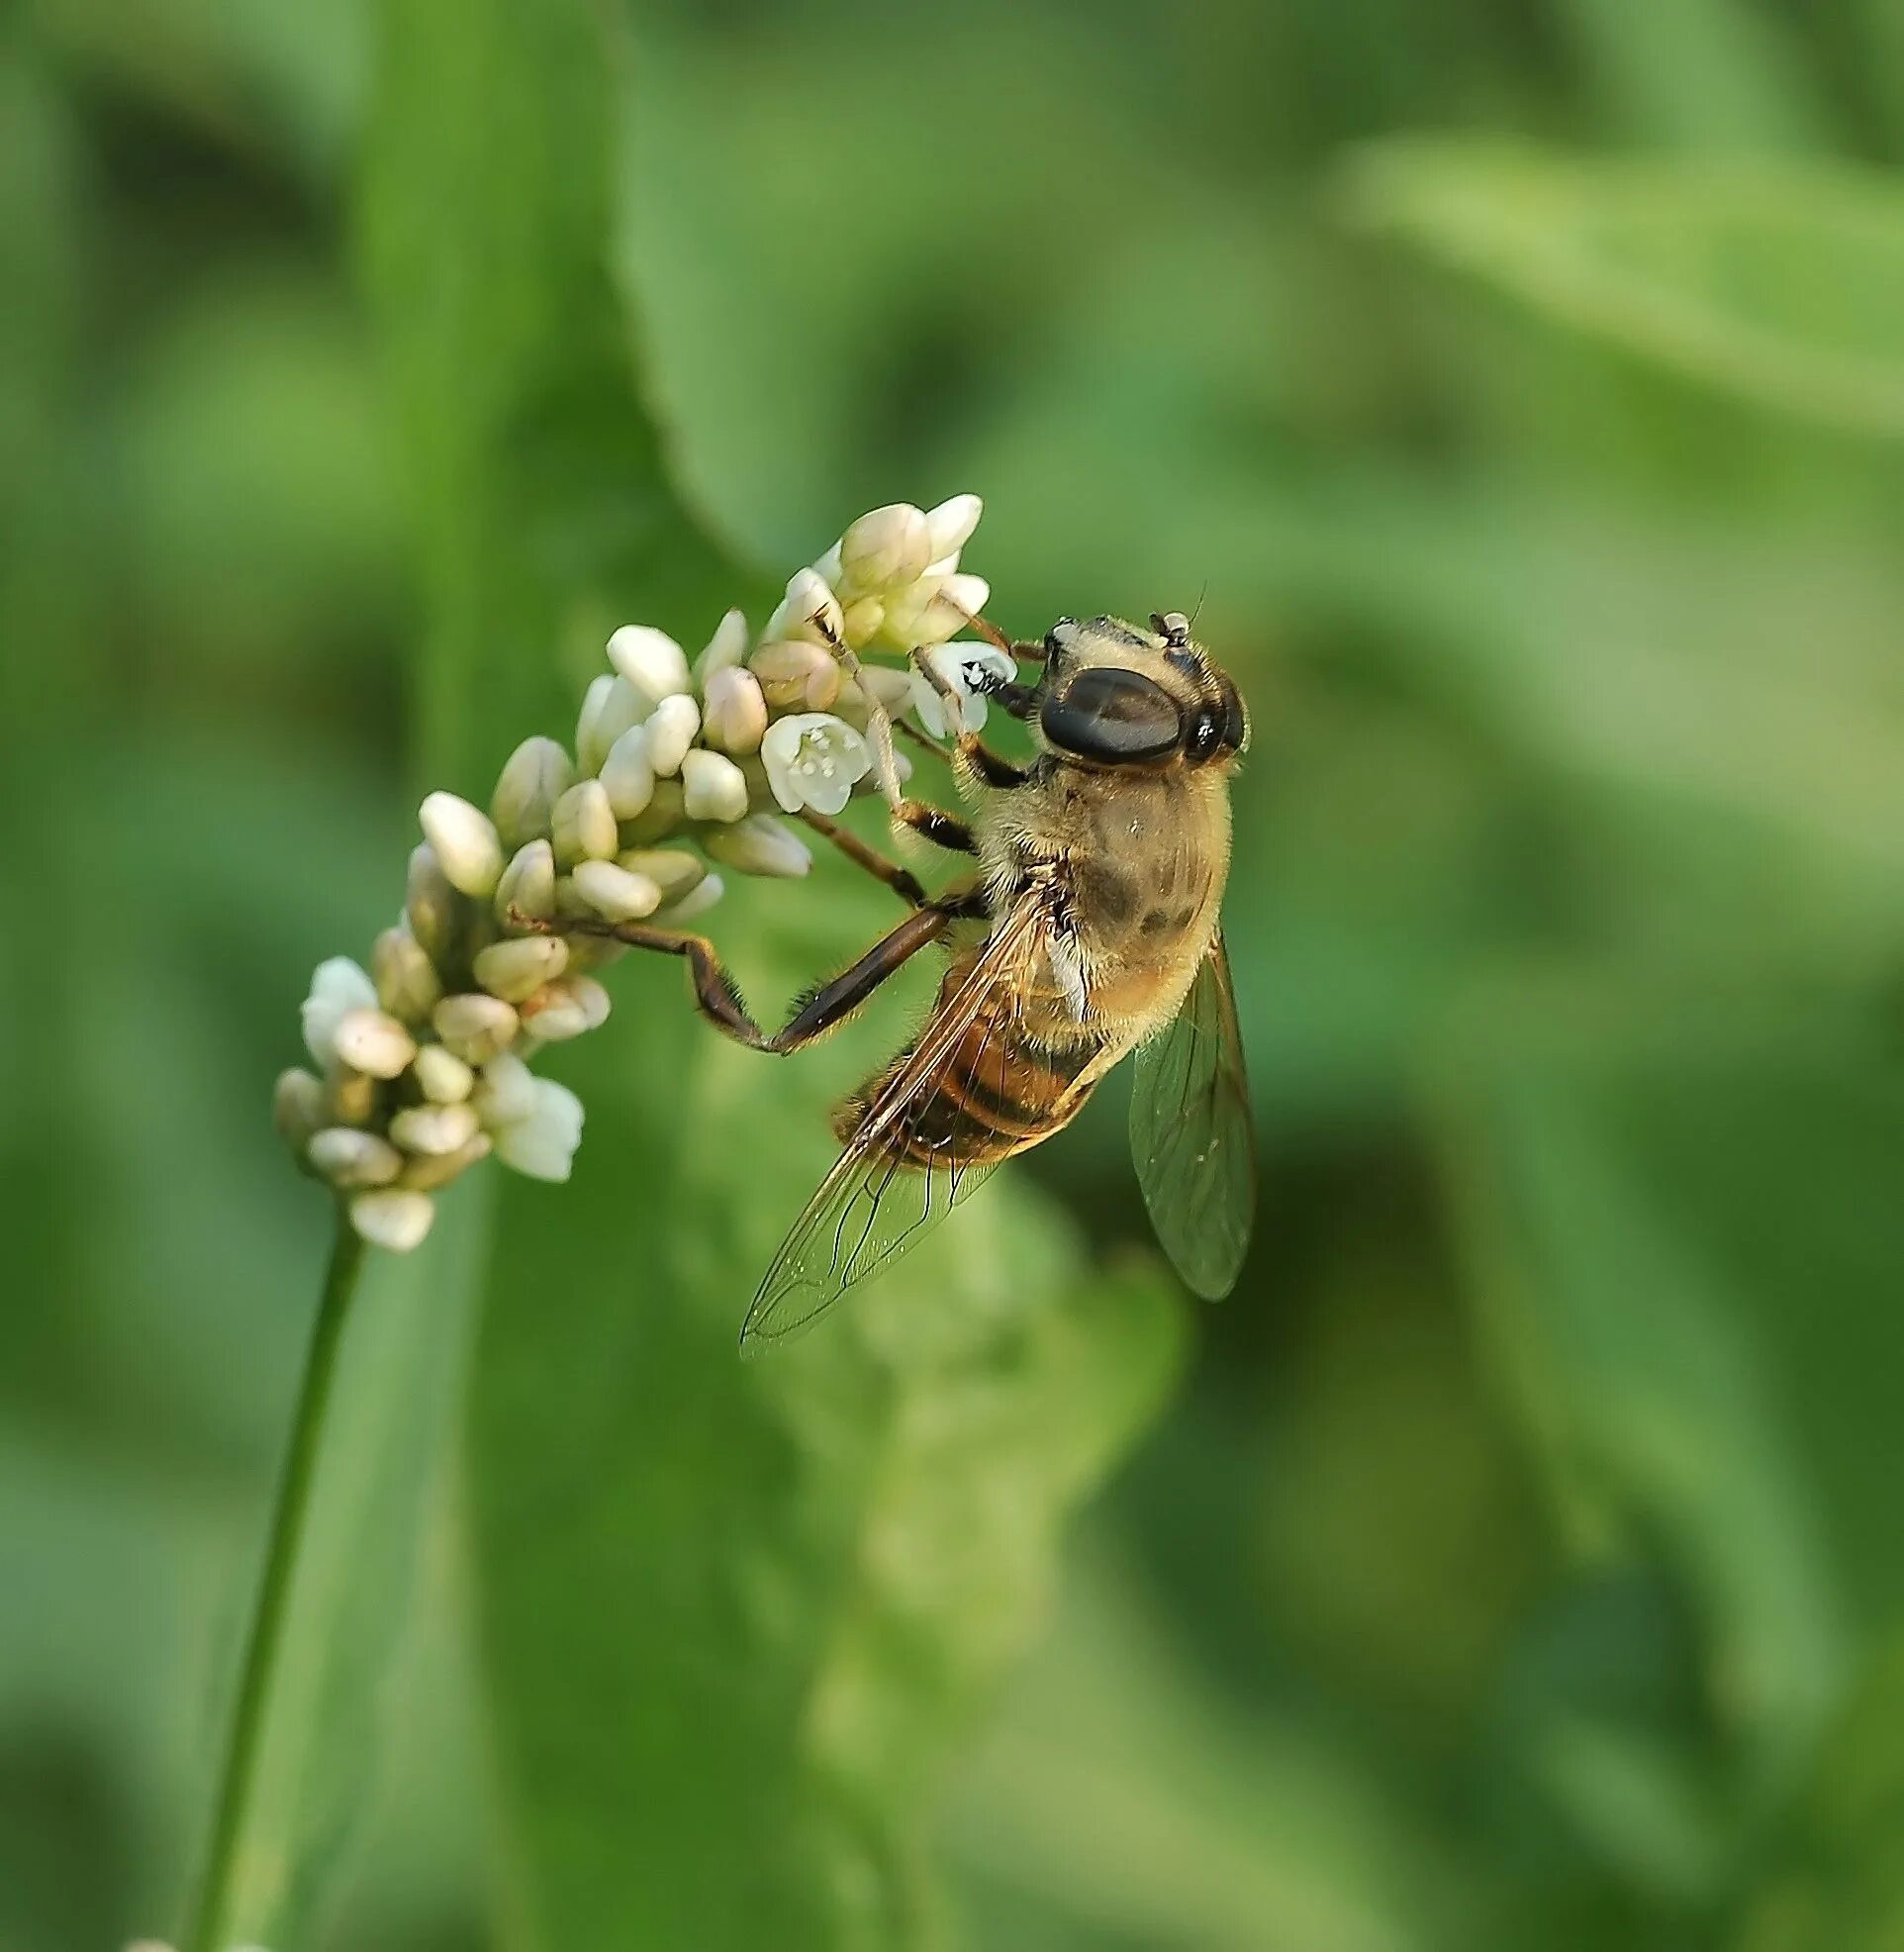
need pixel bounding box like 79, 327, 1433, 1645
493, 1075, 585, 1182
301, 957, 378, 1064
760, 712, 871, 815
906, 641, 1016, 739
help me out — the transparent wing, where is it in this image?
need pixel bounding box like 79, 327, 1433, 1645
1129, 930, 1255, 1299
739, 897, 1047, 1353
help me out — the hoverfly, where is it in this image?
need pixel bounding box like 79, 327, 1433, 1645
548, 609, 1254, 1348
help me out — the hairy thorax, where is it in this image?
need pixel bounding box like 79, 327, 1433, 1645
976, 758, 1233, 1051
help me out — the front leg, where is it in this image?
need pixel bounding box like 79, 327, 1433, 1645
517, 885, 990, 1053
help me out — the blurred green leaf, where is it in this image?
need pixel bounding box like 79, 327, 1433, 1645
1341, 142, 1904, 437
1428, 978, 1904, 1890
1732, 1634, 1904, 1952
35, 0, 369, 179
945, 1543, 1469, 1952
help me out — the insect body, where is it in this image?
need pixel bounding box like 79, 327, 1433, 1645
548, 610, 1255, 1348
746, 611, 1256, 1345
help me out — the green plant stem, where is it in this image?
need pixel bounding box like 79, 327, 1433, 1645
182, 1214, 367, 1952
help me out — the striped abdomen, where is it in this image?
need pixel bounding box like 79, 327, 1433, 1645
833, 957, 1100, 1169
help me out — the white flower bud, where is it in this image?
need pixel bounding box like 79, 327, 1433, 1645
471, 1049, 536, 1126
419, 792, 505, 899
405, 844, 460, 963
766, 566, 846, 648
923, 492, 982, 564
494, 837, 557, 927
397, 1130, 492, 1191
619, 777, 684, 843
759, 712, 871, 816
550, 778, 619, 865
571, 857, 661, 922
520, 974, 611, 1041
349, 1187, 436, 1252
372, 926, 442, 1023
473, 932, 570, 1003
606, 624, 692, 703
750, 639, 840, 712
598, 724, 655, 820
911, 572, 992, 646
273, 1067, 326, 1151
838, 503, 931, 597
619, 847, 705, 901
331, 1008, 418, 1080
702, 666, 769, 753
704, 814, 813, 879
643, 693, 700, 776
811, 540, 844, 586
657, 870, 724, 922
494, 1076, 585, 1182
840, 662, 915, 722
301, 957, 377, 1064
694, 607, 750, 684
413, 1043, 474, 1103
840, 596, 884, 647
308, 1126, 405, 1188
389, 1100, 482, 1156
681, 747, 750, 823
432, 992, 520, 1064
575, 674, 651, 775
491, 736, 573, 848
325, 1063, 378, 1127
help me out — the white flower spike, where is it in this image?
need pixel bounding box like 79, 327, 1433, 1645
281, 490, 990, 1242
760, 712, 871, 816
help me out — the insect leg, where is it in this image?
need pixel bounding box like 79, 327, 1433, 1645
942, 605, 1046, 665
795, 807, 927, 907
805, 619, 906, 814
523, 893, 980, 1053
894, 800, 977, 852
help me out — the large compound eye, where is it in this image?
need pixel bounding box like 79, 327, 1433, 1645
1040, 666, 1184, 763
1220, 681, 1248, 753
1187, 709, 1222, 763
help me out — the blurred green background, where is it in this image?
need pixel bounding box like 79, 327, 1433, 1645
9, 0, 1904, 1947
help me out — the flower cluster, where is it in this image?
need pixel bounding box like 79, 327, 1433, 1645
277, 495, 1009, 1250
